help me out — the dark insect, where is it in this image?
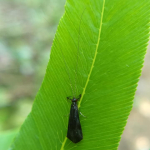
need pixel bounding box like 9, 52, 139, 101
67, 94, 83, 143
56, 9, 86, 143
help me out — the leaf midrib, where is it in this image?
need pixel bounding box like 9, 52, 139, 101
60, 0, 106, 149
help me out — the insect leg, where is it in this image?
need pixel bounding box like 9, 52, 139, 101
76, 94, 81, 100
67, 96, 72, 101
80, 112, 86, 118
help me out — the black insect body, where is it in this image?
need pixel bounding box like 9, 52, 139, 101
67, 94, 83, 143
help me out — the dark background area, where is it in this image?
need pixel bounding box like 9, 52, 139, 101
0, 0, 149, 150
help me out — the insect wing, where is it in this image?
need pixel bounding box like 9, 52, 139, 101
67, 102, 83, 143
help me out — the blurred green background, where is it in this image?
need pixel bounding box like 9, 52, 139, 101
0, 0, 149, 150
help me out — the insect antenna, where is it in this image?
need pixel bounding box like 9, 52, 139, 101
75, 8, 86, 97
55, 34, 75, 97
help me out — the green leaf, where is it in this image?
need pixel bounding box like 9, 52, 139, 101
11, 0, 150, 150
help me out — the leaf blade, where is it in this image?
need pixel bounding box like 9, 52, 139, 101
11, 0, 150, 150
